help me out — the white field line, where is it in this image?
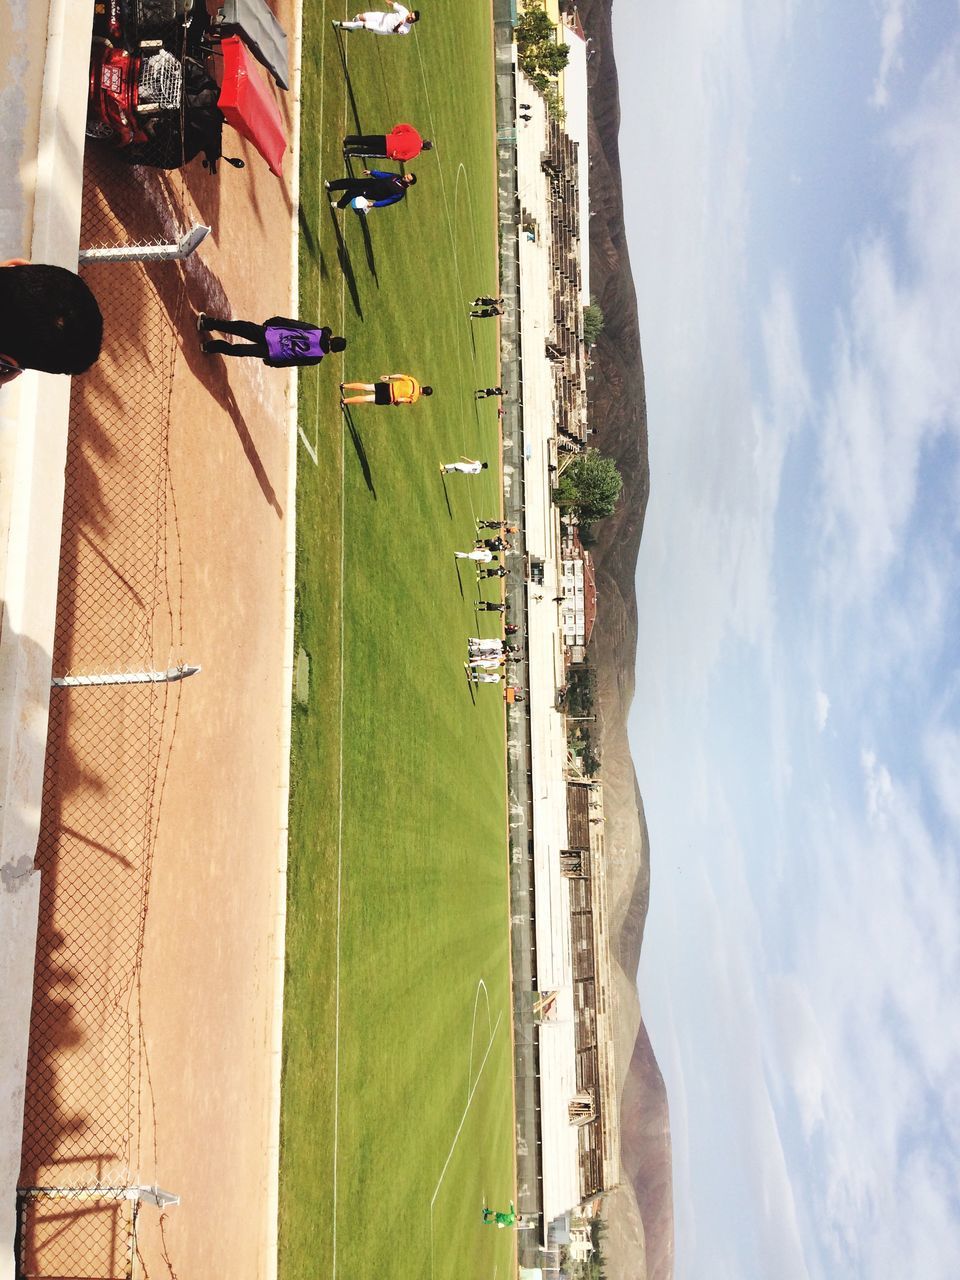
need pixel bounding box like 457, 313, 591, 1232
330, 415, 346, 1279
429, 983, 503, 1280
266, 1, 306, 1276
431, 1015, 502, 1207
331, 22, 348, 1280
299, 0, 327, 464
464, 977, 494, 1109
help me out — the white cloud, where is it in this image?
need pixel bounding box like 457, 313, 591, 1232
818, 38, 960, 612
923, 724, 960, 832
870, 0, 911, 108
815, 689, 831, 731
791, 750, 960, 1276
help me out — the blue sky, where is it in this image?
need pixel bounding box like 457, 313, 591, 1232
612, 1, 960, 1276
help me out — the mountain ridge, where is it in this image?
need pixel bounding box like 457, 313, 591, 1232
574, 4, 675, 1277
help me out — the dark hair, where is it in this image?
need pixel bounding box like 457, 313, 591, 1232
405, 173, 418, 186
481, 461, 489, 469
422, 140, 433, 150
410, 9, 420, 20
0, 264, 103, 374
421, 385, 433, 395
329, 336, 347, 353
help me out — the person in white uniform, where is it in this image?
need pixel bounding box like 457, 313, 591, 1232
334, 3, 419, 34
440, 458, 488, 475
455, 548, 494, 562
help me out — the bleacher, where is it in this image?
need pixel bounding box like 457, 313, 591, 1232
541, 119, 587, 445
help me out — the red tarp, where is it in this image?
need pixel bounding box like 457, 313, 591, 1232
217, 35, 286, 177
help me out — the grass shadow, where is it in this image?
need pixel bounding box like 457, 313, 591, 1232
453, 557, 465, 597
329, 204, 364, 319
358, 215, 379, 282
298, 200, 318, 260
439, 471, 453, 519
342, 405, 376, 497
462, 664, 477, 706
334, 26, 366, 133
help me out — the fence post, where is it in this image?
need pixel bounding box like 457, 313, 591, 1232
51, 664, 201, 687
79, 223, 211, 263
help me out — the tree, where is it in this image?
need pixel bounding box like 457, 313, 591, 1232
541, 81, 566, 123
555, 450, 623, 522
515, 3, 570, 88
582, 302, 604, 346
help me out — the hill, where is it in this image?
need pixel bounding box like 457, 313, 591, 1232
574, 3, 675, 1277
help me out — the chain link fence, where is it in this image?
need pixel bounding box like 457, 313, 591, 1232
16, 1189, 140, 1280
17, 78, 195, 1280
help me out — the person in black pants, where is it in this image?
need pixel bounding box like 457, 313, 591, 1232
197, 313, 346, 366
325, 172, 416, 210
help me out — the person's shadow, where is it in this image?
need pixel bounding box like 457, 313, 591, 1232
333, 26, 366, 133
462, 664, 477, 706
358, 215, 378, 282
438, 470, 453, 519
340, 403, 376, 496
328, 203, 364, 318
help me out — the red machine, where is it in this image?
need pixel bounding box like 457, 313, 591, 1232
87, 3, 287, 177
87, 42, 183, 149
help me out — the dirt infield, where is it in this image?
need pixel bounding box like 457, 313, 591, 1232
19, 6, 298, 1278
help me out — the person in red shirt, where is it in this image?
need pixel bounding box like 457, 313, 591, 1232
342, 123, 432, 162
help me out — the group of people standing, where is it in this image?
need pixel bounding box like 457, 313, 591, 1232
192, 2, 522, 700
461, 519, 523, 700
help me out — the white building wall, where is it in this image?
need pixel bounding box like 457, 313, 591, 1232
0, 4, 94, 1276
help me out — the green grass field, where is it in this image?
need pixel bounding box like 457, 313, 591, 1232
278, 4, 515, 1278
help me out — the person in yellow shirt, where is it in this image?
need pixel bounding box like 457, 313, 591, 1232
340, 373, 432, 406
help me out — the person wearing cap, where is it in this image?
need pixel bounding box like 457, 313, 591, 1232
333, 3, 419, 34
343, 123, 432, 161
340, 373, 432, 406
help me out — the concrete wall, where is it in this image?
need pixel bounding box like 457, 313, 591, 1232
0, 3, 94, 1276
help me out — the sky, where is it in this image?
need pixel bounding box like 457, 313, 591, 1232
611, 1, 960, 1277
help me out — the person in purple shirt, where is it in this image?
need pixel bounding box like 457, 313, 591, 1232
197, 313, 346, 366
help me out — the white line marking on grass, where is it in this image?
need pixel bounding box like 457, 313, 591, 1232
331, 25, 350, 1277
465, 977, 494, 1107
431, 1013, 501, 1206
429, 981, 503, 1280
331, 323, 347, 1280
299, 0, 327, 464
